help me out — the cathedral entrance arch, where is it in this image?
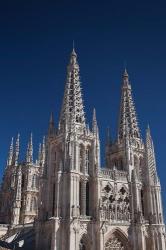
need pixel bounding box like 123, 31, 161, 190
104, 229, 129, 250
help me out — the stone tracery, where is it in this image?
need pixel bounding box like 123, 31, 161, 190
105, 234, 125, 250
100, 185, 130, 221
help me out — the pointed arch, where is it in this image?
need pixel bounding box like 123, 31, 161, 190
30, 196, 37, 211
105, 228, 130, 250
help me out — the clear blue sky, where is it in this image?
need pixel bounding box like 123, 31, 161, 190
0, 0, 166, 210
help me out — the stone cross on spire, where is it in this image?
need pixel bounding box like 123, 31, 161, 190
118, 69, 141, 142
59, 48, 85, 133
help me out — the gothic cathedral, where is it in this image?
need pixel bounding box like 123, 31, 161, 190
0, 49, 165, 250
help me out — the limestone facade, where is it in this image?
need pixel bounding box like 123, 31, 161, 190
0, 134, 44, 226
35, 50, 166, 250
0, 48, 166, 250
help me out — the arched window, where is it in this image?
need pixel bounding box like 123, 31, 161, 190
113, 158, 118, 168
118, 158, 123, 170
32, 174, 37, 189
30, 197, 37, 211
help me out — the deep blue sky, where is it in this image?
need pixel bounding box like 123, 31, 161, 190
0, 0, 166, 210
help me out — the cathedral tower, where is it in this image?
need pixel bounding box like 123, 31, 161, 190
36, 48, 100, 250
35, 52, 166, 250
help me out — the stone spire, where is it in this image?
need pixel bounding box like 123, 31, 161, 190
41, 136, 46, 166
38, 143, 42, 164
59, 48, 85, 133
92, 108, 98, 134
118, 69, 141, 142
48, 112, 55, 137
7, 137, 14, 166
14, 133, 20, 166
38, 136, 46, 170
26, 133, 33, 164
145, 125, 158, 184
12, 165, 22, 225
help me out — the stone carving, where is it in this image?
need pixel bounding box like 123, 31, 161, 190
100, 185, 130, 222
105, 235, 125, 250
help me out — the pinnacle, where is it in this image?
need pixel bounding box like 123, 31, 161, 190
49, 112, 54, 124
71, 40, 77, 56
93, 108, 96, 122
123, 68, 129, 78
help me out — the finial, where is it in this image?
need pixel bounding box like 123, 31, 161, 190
93, 108, 96, 122
122, 67, 129, 87
42, 135, 45, 145
73, 40, 75, 51
49, 112, 54, 124
123, 60, 127, 69
30, 132, 33, 144
48, 112, 55, 137
147, 124, 150, 132
71, 40, 77, 57
123, 68, 129, 78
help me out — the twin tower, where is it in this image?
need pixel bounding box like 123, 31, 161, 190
0, 49, 166, 250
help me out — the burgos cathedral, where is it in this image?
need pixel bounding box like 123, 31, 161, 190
0, 48, 165, 250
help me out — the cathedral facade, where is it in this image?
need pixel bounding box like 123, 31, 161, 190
0, 49, 166, 250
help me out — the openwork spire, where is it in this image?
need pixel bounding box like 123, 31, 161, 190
145, 126, 158, 183
118, 69, 141, 141
7, 137, 14, 166
26, 133, 33, 164
59, 49, 85, 133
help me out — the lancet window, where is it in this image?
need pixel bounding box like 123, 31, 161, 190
30, 197, 37, 211
32, 174, 38, 189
